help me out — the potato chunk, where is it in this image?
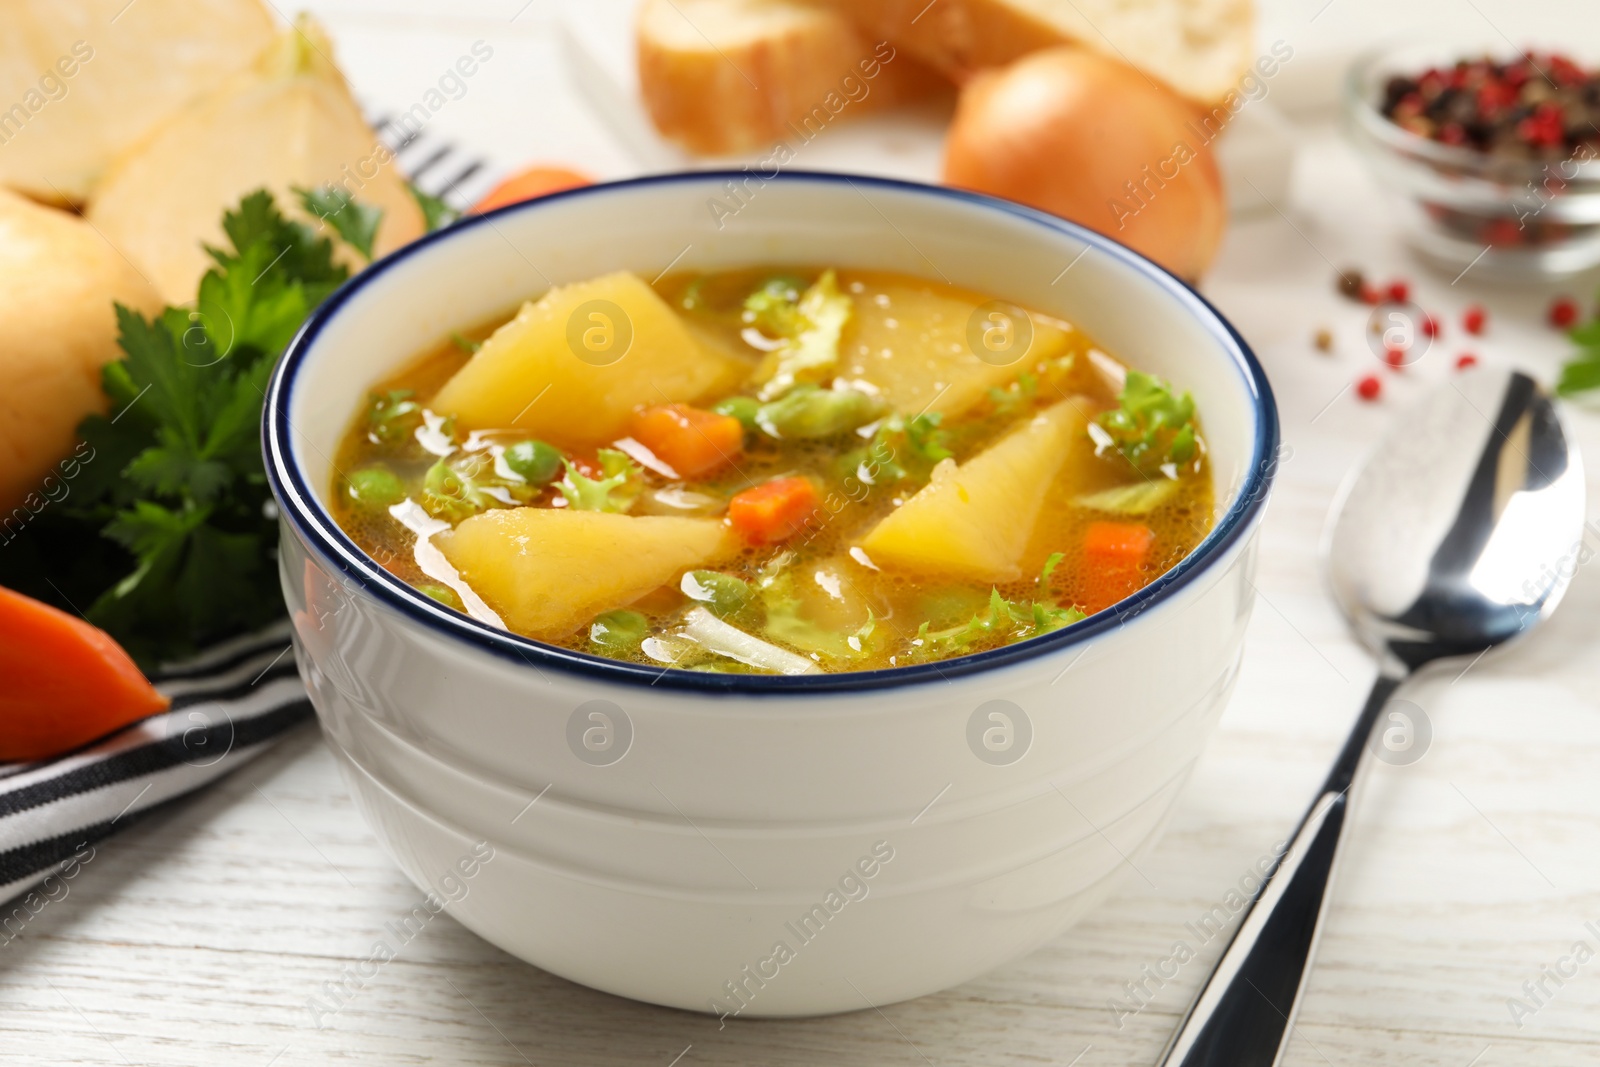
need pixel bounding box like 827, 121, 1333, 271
840, 274, 1072, 417
436, 508, 736, 638
858, 398, 1089, 583
432, 272, 745, 446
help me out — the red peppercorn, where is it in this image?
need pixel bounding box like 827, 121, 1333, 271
1518, 103, 1565, 148
1384, 347, 1406, 370
1550, 54, 1585, 87
1386, 281, 1410, 303
1356, 374, 1382, 400
1360, 284, 1382, 305
1456, 354, 1478, 370
1421, 314, 1440, 338
1463, 305, 1487, 334
1477, 80, 1516, 115
1550, 296, 1578, 328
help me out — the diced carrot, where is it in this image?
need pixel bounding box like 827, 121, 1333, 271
1081, 520, 1155, 614
566, 452, 603, 479
0, 586, 170, 761
728, 476, 820, 544
471, 166, 593, 214
628, 404, 745, 479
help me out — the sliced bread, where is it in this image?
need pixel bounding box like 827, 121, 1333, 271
800, 0, 1255, 107
636, 0, 946, 156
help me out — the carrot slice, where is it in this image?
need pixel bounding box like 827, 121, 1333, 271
471, 166, 593, 214
728, 476, 820, 544
0, 586, 170, 761
628, 404, 744, 479
1081, 520, 1155, 614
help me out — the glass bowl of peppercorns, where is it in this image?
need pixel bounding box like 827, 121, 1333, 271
1346, 41, 1600, 278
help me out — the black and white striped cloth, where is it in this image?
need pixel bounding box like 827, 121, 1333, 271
0, 131, 493, 907
0, 625, 311, 904
370, 112, 505, 211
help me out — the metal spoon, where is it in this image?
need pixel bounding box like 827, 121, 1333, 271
1158, 369, 1586, 1067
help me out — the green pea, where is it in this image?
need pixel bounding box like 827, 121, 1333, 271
346, 466, 405, 509
366, 389, 423, 445
712, 396, 761, 433
756, 386, 886, 439
421, 459, 485, 523
590, 609, 650, 653
503, 439, 563, 485
415, 584, 464, 611
680, 570, 754, 619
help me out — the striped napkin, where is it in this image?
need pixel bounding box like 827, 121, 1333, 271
0, 626, 308, 904
0, 127, 497, 907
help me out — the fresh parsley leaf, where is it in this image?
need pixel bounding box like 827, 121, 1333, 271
0, 189, 379, 665
557, 449, 641, 513
1558, 357, 1600, 396
408, 182, 461, 233
295, 184, 383, 260
1098, 370, 1198, 473
1557, 319, 1600, 397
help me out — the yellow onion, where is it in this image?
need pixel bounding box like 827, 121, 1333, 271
0, 188, 162, 511
942, 48, 1226, 280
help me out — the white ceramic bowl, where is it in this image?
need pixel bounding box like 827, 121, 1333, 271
265, 172, 1278, 1017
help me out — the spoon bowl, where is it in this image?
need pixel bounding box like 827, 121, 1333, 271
1327, 368, 1585, 670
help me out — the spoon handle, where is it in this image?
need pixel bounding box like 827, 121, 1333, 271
1155, 670, 1404, 1067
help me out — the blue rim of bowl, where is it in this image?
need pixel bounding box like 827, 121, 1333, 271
265, 170, 1279, 695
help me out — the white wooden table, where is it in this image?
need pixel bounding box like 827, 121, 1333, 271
5, 3, 1600, 1064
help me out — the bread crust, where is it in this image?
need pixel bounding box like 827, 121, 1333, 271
637, 0, 946, 156
801, 0, 1255, 107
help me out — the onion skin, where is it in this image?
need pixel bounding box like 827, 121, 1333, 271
941, 48, 1226, 280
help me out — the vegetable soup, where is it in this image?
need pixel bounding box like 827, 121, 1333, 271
330, 267, 1213, 675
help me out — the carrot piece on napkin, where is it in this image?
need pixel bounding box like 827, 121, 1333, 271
0, 585, 170, 761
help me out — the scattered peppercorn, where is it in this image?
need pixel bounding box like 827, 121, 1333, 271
1337, 269, 1366, 301
1421, 314, 1440, 338
1550, 296, 1579, 328
1456, 353, 1479, 370
1384, 347, 1406, 369
1356, 374, 1382, 400
1464, 305, 1487, 334
1314, 328, 1333, 352
1361, 284, 1383, 305
1386, 280, 1410, 303
1380, 52, 1600, 159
